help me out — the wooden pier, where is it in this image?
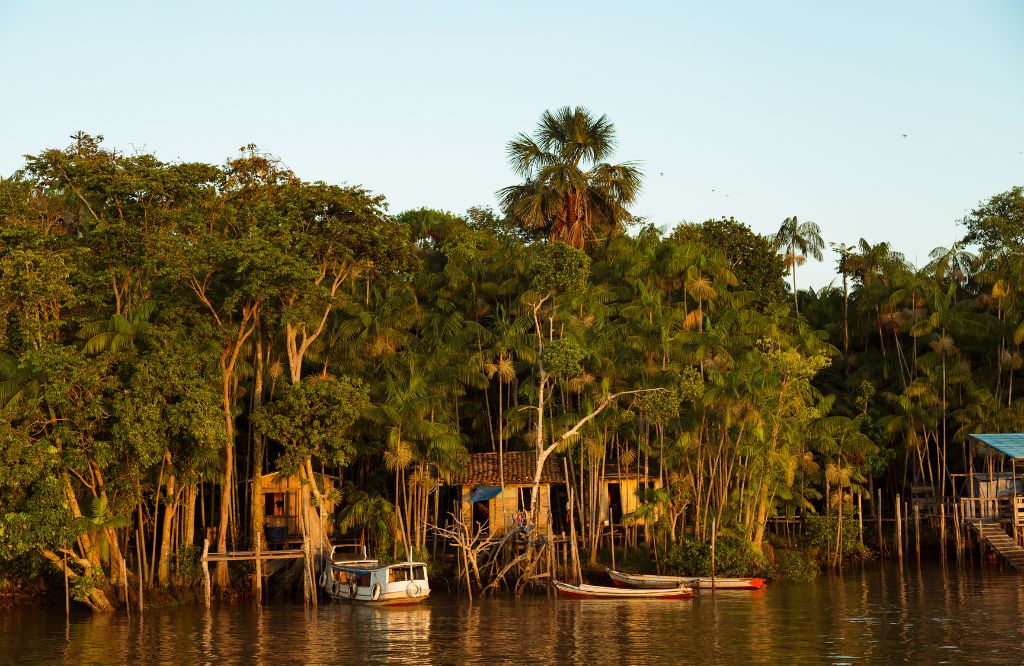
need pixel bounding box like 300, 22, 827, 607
200, 538, 311, 608
969, 522, 1024, 571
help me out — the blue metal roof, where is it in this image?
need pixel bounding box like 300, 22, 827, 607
465, 485, 502, 504
970, 433, 1024, 459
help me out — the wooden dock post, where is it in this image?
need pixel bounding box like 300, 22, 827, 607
710, 517, 717, 593
950, 500, 958, 557
559, 532, 567, 580
610, 525, 616, 571
914, 504, 921, 564
939, 502, 947, 564
135, 529, 145, 616
905, 500, 910, 559
895, 494, 903, 563
858, 491, 864, 547
202, 538, 211, 609
254, 525, 262, 606
122, 555, 130, 621
876, 488, 884, 557
546, 530, 554, 598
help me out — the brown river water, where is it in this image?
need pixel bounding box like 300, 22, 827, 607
2, 562, 1023, 664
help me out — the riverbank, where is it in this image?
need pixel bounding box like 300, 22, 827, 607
3, 509, 1005, 613
4, 562, 1023, 664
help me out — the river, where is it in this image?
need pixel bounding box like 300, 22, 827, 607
3, 562, 1023, 664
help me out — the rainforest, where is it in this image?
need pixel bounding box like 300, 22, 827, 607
2, 109, 1023, 611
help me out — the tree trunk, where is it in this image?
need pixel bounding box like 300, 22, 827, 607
157, 459, 178, 586
42, 549, 117, 612
251, 334, 266, 600
216, 369, 235, 590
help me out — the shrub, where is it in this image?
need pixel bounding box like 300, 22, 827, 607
802, 514, 872, 561
174, 544, 203, 586
769, 549, 819, 582
662, 534, 766, 577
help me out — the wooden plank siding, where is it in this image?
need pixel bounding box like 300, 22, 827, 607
451, 452, 564, 536
460, 483, 553, 535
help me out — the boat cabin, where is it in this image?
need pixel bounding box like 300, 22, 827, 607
451, 452, 565, 536
329, 542, 377, 566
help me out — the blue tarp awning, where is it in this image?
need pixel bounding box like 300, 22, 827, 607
971, 434, 1024, 460
465, 485, 502, 503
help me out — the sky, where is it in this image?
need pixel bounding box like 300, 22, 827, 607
1, 1, 1022, 288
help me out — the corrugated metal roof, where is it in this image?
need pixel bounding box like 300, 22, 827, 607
970, 433, 1024, 460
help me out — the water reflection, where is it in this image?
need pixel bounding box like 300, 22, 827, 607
4, 563, 1024, 664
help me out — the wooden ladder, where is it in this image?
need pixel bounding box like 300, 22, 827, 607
971, 522, 1024, 571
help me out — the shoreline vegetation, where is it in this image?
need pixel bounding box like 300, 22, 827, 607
1, 108, 1022, 611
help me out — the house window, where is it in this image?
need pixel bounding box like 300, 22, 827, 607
265, 492, 286, 517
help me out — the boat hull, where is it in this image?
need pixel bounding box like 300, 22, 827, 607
607, 569, 687, 589
694, 578, 766, 590
607, 569, 767, 591
327, 589, 431, 606
555, 582, 694, 599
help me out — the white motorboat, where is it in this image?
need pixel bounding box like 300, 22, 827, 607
322, 559, 431, 606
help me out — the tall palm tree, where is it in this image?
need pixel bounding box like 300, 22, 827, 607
772, 216, 824, 314
498, 107, 642, 249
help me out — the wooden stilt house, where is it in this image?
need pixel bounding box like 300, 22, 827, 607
260, 471, 341, 547
968, 434, 1024, 544
452, 452, 565, 536
598, 463, 661, 527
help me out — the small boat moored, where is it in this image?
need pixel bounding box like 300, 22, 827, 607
687, 577, 766, 590
554, 581, 694, 599
321, 551, 430, 605
607, 568, 767, 591
606, 569, 689, 589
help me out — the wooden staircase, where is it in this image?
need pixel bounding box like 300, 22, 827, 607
971, 522, 1024, 571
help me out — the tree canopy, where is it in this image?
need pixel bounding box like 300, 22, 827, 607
1, 118, 1023, 608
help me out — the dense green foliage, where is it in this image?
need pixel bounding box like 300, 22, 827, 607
662, 535, 766, 578
1, 114, 1022, 608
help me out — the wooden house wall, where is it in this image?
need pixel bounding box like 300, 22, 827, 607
262, 473, 338, 536
461, 484, 552, 535
598, 477, 661, 525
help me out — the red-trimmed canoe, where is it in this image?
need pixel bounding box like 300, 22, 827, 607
607, 569, 689, 589
607, 569, 767, 590
554, 581, 694, 599
691, 577, 766, 590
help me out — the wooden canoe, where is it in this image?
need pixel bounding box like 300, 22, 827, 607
554, 581, 694, 599
608, 569, 766, 590
606, 569, 689, 589
688, 577, 767, 590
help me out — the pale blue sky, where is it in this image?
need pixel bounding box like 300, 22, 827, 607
2, 1, 1022, 287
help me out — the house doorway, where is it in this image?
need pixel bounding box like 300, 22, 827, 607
472, 499, 490, 534
607, 483, 623, 526
550, 485, 569, 533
